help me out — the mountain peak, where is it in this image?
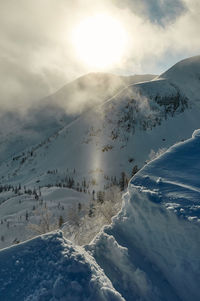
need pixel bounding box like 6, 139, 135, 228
160, 55, 200, 79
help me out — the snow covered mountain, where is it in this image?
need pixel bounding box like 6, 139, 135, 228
1, 129, 200, 301
1, 56, 200, 189
0, 55, 200, 250
0, 73, 155, 163
0, 72, 156, 249
44, 72, 156, 114
159, 55, 200, 100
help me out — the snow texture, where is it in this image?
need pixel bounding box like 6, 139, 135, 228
0, 231, 124, 301
0, 130, 200, 300
0, 186, 90, 250
87, 129, 200, 301
1, 56, 200, 300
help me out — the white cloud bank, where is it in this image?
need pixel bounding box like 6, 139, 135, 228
0, 0, 199, 108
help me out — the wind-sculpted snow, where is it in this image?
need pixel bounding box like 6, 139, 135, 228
0, 131, 200, 300
87, 130, 200, 301
131, 129, 200, 220
0, 231, 124, 301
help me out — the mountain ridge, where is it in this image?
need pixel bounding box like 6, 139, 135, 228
0, 55, 200, 251
1, 55, 199, 187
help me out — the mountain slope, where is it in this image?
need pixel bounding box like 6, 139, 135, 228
0, 56, 200, 252
159, 55, 200, 99
44, 72, 156, 114
0, 129, 200, 300
0, 73, 155, 163
1, 56, 200, 190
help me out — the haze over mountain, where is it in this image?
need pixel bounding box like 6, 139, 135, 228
0, 73, 156, 163
0, 55, 200, 301
44, 73, 156, 114
1, 0, 200, 299
0, 56, 199, 189
0, 55, 199, 250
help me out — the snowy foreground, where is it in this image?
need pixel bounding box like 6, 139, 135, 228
1, 130, 200, 301
0, 231, 123, 301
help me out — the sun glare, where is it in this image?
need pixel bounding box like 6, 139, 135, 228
71, 14, 128, 69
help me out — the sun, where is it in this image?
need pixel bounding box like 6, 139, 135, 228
71, 14, 128, 69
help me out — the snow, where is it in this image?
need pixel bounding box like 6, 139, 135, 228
192, 128, 200, 137
1, 130, 200, 300
0, 56, 200, 300
159, 55, 200, 100
0, 187, 90, 250
87, 129, 200, 301
0, 55, 200, 253
130, 130, 200, 219
41, 186, 88, 204
1, 56, 200, 194
0, 231, 124, 301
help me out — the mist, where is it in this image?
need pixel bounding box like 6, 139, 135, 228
0, 0, 199, 112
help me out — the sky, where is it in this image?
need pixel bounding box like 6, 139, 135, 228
0, 0, 200, 109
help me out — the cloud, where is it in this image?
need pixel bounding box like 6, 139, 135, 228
0, 0, 199, 111
113, 0, 186, 26
109, 0, 200, 73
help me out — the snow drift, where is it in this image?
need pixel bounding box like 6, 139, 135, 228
0, 131, 200, 300
0, 231, 124, 301
88, 129, 200, 301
